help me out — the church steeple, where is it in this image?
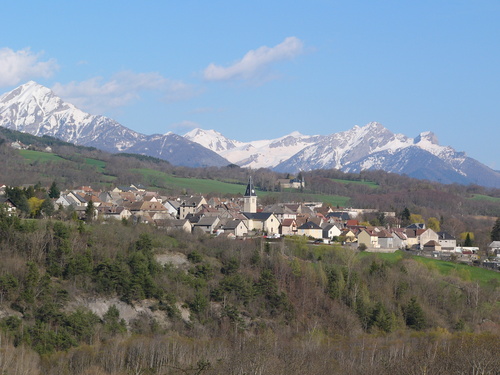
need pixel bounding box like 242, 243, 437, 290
244, 176, 257, 197
243, 176, 257, 213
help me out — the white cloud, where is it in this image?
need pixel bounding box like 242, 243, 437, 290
203, 37, 304, 82
170, 120, 199, 130
52, 71, 199, 114
0, 47, 58, 87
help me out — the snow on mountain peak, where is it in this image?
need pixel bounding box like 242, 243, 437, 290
0, 81, 126, 142
288, 131, 303, 137
2, 81, 498, 187
184, 128, 224, 139
183, 128, 240, 152
415, 131, 439, 145
0, 82, 231, 168
364, 121, 383, 129
1, 80, 49, 106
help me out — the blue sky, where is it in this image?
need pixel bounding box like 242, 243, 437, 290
1, 1, 499, 168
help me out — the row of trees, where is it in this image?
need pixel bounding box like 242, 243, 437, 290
2, 330, 498, 375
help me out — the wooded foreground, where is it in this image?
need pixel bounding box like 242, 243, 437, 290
0, 212, 499, 374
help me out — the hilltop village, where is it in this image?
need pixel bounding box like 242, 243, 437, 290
3, 178, 498, 266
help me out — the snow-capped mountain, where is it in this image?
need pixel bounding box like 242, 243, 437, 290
0, 82, 229, 168
1, 81, 499, 187
184, 128, 243, 153
185, 129, 321, 169
187, 122, 500, 188
273, 122, 500, 187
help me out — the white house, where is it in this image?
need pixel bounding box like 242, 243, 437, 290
297, 221, 323, 239
222, 219, 248, 237
243, 212, 280, 234
489, 241, 500, 257
322, 224, 341, 240
437, 232, 456, 252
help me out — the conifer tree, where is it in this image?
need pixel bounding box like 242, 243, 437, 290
404, 297, 426, 330
491, 218, 500, 242
400, 207, 411, 227
464, 232, 473, 247
48, 181, 60, 199
85, 200, 95, 222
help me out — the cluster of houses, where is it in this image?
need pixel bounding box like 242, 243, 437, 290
8, 140, 52, 153
1, 179, 500, 263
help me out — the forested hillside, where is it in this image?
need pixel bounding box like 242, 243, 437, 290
0, 212, 499, 374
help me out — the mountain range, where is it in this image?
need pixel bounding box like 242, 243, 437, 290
0, 81, 228, 168
1, 81, 500, 188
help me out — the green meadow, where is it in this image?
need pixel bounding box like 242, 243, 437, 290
18, 150, 114, 182
84, 157, 107, 173
414, 256, 500, 287
19, 149, 64, 163
469, 194, 500, 203
131, 168, 248, 195
359, 250, 500, 288
331, 178, 379, 189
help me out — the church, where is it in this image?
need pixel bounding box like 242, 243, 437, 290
241, 177, 280, 235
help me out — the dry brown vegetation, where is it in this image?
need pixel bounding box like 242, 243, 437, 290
0, 213, 499, 374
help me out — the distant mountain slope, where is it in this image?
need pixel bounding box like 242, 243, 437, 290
0, 81, 230, 168
183, 128, 243, 152
188, 123, 500, 188
184, 128, 321, 169
2, 82, 500, 187
270, 123, 500, 188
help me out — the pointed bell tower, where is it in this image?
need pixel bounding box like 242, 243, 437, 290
243, 176, 257, 213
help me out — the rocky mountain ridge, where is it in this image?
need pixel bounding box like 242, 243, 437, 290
185, 123, 500, 188
0, 81, 229, 168
1, 81, 500, 187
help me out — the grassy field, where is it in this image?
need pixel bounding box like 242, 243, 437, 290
359, 250, 500, 287
331, 178, 379, 189
358, 250, 407, 264
19, 150, 106, 172
18, 149, 115, 182
131, 168, 248, 195
469, 194, 500, 203
84, 157, 107, 173
19, 149, 64, 163
414, 256, 500, 287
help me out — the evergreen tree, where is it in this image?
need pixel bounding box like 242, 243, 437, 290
84, 200, 95, 222
103, 305, 127, 335
24, 185, 35, 199
400, 207, 411, 227
40, 196, 55, 217
464, 232, 473, 247
48, 181, 60, 199
404, 297, 426, 330
370, 302, 394, 332
491, 218, 500, 242
135, 233, 153, 254
4, 186, 30, 214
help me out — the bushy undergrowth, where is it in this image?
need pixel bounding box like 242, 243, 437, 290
0, 212, 499, 373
